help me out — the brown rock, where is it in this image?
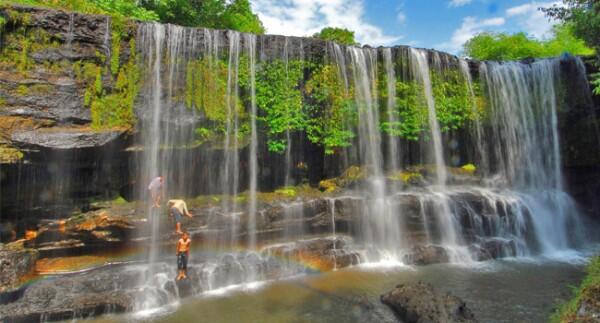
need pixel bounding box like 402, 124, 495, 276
381, 281, 477, 323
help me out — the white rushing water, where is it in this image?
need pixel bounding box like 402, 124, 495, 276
383, 48, 399, 172
246, 33, 258, 250
409, 48, 447, 186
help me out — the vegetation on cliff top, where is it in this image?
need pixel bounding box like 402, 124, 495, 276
463, 24, 594, 61
313, 27, 359, 46
543, 0, 600, 95
551, 256, 600, 322
4, 0, 265, 34
139, 0, 265, 34
3, 0, 159, 21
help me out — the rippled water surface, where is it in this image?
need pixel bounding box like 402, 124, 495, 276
90, 256, 588, 323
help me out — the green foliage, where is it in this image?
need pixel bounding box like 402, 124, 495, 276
255, 59, 305, 153
383, 80, 428, 141
591, 73, 600, 96
305, 64, 356, 154
4, 0, 159, 21
184, 56, 249, 145
88, 39, 139, 129
313, 27, 359, 46
110, 31, 121, 75
0, 27, 58, 73
431, 69, 474, 131
140, 0, 265, 33
220, 0, 265, 34
551, 256, 600, 322
543, 1, 600, 53
464, 24, 594, 61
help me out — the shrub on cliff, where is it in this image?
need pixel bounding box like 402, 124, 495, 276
463, 24, 593, 61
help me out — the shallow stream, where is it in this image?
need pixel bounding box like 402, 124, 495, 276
89, 254, 589, 323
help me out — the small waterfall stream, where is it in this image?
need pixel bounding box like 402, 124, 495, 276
409, 48, 447, 186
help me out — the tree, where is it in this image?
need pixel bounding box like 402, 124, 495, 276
221, 0, 265, 34
140, 0, 265, 33
462, 24, 593, 61
543, 1, 600, 95
313, 27, 359, 46
542, 0, 600, 52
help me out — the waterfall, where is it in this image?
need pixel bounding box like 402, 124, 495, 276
283, 38, 293, 187
460, 59, 488, 176
346, 47, 408, 261
383, 48, 399, 172
130, 19, 589, 301
138, 23, 164, 271
103, 17, 111, 60
137, 22, 166, 310
222, 31, 242, 244
480, 58, 586, 253
66, 13, 74, 50
332, 43, 352, 170
246, 33, 258, 250
409, 48, 447, 186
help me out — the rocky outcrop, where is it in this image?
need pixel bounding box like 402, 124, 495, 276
381, 282, 477, 323
262, 237, 361, 271
27, 208, 139, 257
0, 264, 137, 322
0, 242, 38, 293
11, 128, 126, 150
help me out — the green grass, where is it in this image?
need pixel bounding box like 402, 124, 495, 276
551, 256, 600, 322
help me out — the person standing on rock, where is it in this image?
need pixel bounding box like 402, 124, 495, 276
176, 231, 192, 281
168, 199, 193, 234
148, 176, 164, 208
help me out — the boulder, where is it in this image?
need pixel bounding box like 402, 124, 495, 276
403, 245, 449, 266
0, 264, 138, 322
0, 242, 39, 293
380, 282, 477, 323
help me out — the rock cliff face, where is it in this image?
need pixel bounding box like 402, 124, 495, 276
0, 5, 135, 235
1, 4, 599, 240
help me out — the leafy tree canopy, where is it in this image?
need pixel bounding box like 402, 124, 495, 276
313, 27, 359, 46
542, 0, 600, 52
140, 0, 265, 34
463, 24, 594, 61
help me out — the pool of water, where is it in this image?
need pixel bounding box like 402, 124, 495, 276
90, 254, 589, 323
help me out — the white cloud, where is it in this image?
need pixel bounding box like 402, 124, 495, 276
505, 1, 562, 39
449, 0, 473, 7
397, 10, 407, 24
250, 0, 402, 46
438, 1, 563, 54
437, 16, 505, 53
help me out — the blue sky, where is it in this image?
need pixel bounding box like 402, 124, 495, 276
250, 0, 562, 55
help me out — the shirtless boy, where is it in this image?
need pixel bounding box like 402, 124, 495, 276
176, 231, 192, 281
